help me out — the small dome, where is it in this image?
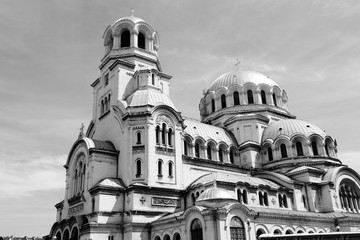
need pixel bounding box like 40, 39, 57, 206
262, 119, 327, 143
113, 15, 145, 25
126, 89, 177, 110
209, 70, 278, 92
196, 186, 237, 208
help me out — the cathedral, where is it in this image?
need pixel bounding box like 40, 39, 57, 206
47, 14, 360, 240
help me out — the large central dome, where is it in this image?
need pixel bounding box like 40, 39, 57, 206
209, 70, 279, 92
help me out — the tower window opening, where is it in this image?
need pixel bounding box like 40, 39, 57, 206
136, 159, 141, 177
237, 189, 242, 203
168, 128, 172, 146
211, 99, 215, 113
247, 90, 254, 104
264, 192, 269, 206
261, 90, 267, 104
207, 145, 212, 160
138, 32, 145, 49
168, 161, 173, 177
268, 147, 273, 161
219, 148, 223, 162
280, 144, 288, 158
136, 132, 141, 144
121, 29, 130, 47
311, 141, 319, 156
221, 94, 226, 108
155, 126, 160, 144
296, 141, 304, 156
283, 194, 288, 208
233, 91, 240, 105
279, 194, 283, 207
259, 192, 264, 205
273, 93, 277, 106
162, 123, 166, 144
230, 149, 234, 164
157, 160, 163, 177
184, 140, 188, 156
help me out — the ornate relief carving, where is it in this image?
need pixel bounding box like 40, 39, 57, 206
151, 197, 180, 207
155, 146, 174, 156
68, 203, 84, 216
156, 115, 173, 127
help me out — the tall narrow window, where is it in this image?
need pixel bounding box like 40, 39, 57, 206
296, 141, 304, 156
261, 90, 267, 104
259, 192, 263, 205
158, 160, 162, 177
104, 73, 109, 86
138, 32, 145, 49
168, 128, 172, 146
311, 141, 319, 156
168, 161, 173, 177
137, 75, 139, 87
237, 189, 242, 203
230, 217, 244, 240
243, 190, 248, 204
121, 29, 130, 47
273, 93, 277, 106
247, 90, 254, 104
195, 143, 200, 158
184, 140, 188, 155
104, 97, 108, 112
107, 94, 111, 111
152, 73, 155, 85
136, 132, 141, 144
92, 197, 95, 212
136, 160, 141, 177
233, 91, 240, 105
211, 99, 215, 112
100, 100, 104, 115
219, 148, 223, 162
280, 144, 288, 158
156, 126, 160, 144
279, 194, 283, 207
230, 149, 234, 164
268, 147, 273, 161
283, 194, 288, 208
191, 219, 203, 240
325, 142, 330, 157
264, 192, 269, 206
207, 145, 212, 160
162, 123, 166, 144
221, 94, 226, 108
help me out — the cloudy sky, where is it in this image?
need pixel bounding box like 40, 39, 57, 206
0, 0, 359, 236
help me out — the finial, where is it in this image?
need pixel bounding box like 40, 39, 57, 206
131, 8, 135, 16
78, 123, 85, 139
235, 58, 241, 70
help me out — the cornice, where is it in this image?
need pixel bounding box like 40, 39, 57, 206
91, 77, 100, 88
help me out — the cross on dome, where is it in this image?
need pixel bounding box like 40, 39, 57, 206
131, 8, 135, 16
235, 58, 241, 70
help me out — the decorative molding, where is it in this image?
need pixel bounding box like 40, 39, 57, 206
68, 203, 84, 216
151, 197, 180, 207
155, 146, 174, 156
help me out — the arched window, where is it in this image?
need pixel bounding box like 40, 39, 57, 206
163, 235, 170, 240
136, 159, 141, 177
237, 189, 242, 203
100, 100, 104, 115
55, 232, 61, 240
136, 132, 141, 144
230, 149, 234, 164
138, 32, 145, 49
221, 94, 227, 108
261, 90, 267, 104
207, 145, 212, 160
137, 75, 139, 87
121, 29, 130, 47
296, 141, 304, 156
211, 99, 215, 112
154, 236, 161, 240
286, 230, 293, 235
162, 123, 166, 144
233, 91, 240, 105
191, 193, 196, 205
91, 197, 95, 212
268, 147, 273, 161
219, 148, 223, 162
63, 230, 70, 240
157, 160, 162, 177
81, 165, 86, 191
191, 219, 203, 240
173, 233, 181, 240
283, 194, 288, 208
325, 142, 330, 157
280, 144, 288, 158
104, 97, 108, 112
230, 217, 244, 240
272, 93, 277, 106
168, 161, 173, 177
107, 94, 111, 110
274, 229, 282, 235
184, 140, 188, 156
259, 192, 263, 205
156, 126, 160, 144
168, 128, 172, 146
297, 230, 304, 234
152, 73, 155, 85
311, 141, 319, 156
247, 90, 254, 104
264, 192, 269, 206
195, 143, 200, 158
256, 229, 266, 239
243, 189, 248, 204
278, 194, 283, 207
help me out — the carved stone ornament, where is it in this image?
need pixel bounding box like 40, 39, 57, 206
156, 115, 173, 127
68, 203, 84, 216
152, 197, 180, 207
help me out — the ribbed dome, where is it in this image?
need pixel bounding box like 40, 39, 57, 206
126, 89, 177, 110
113, 15, 145, 25
196, 186, 237, 208
209, 70, 278, 92
262, 119, 328, 142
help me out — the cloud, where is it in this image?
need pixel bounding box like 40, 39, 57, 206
0, 152, 66, 199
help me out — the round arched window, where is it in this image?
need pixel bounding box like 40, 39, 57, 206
230, 217, 245, 240
191, 219, 203, 240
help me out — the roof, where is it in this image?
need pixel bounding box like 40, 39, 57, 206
209, 70, 279, 92
262, 119, 328, 142
126, 88, 177, 110
183, 118, 236, 145
113, 15, 144, 25
189, 171, 281, 190
92, 178, 126, 189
